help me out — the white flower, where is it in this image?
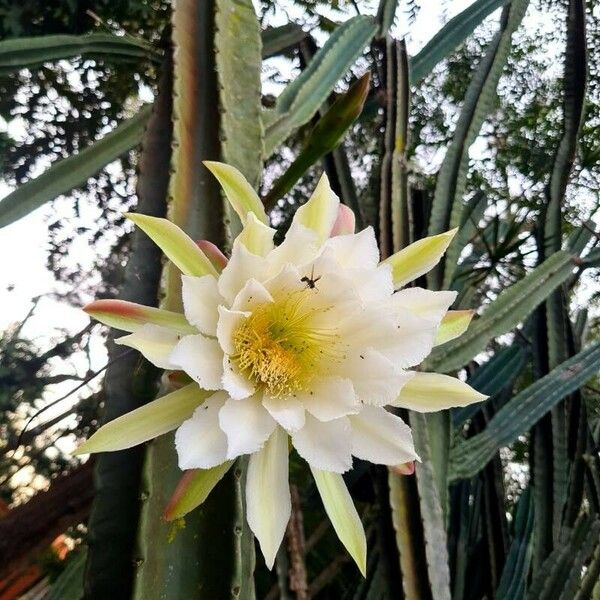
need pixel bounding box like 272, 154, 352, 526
76, 162, 486, 573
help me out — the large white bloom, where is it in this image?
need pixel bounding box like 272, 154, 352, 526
76, 162, 485, 573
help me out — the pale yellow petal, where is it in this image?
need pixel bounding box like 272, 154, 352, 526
310, 468, 367, 576
383, 229, 457, 288
204, 161, 269, 225
74, 384, 208, 455
392, 372, 487, 412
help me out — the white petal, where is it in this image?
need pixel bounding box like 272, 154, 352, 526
175, 392, 229, 469
349, 264, 394, 303
391, 372, 487, 412
349, 406, 418, 465
170, 334, 223, 390
219, 395, 276, 458
222, 355, 255, 400
246, 427, 291, 569
267, 223, 319, 275
337, 348, 414, 406
231, 278, 274, 312
391, 288, 457, 325
323, 226, 379, 270
181, 275, 222, 335
115, 324, 180, 369
216, 306, 247, 355
292, 172, 340, 244
219, 240, 267, 303
237, 212, 276, 256
262, 394, 306, 432
262, 263, 304, 297
342, 307, 436, 369
292, 415, 352, 473
297, 377, 359, 421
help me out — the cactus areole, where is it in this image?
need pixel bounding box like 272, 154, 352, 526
75, 162, 486, 573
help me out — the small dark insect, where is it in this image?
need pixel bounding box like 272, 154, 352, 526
301, 266, 322, 290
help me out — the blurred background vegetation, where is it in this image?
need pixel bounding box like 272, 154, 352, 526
0, 0, 599, 598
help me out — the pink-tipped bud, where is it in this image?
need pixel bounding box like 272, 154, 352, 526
391, 462, 415, 476
330, 204, 356, 236
196, 240, 228, 271
163, 470, 199, 521
164, 370, 193, 390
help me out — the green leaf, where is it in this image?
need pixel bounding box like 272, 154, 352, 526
526, 516, 600, 600
0, 33, 158, 73
264, 15, 377, 156
376, 0, 399, 37
452, 345, 529, 427
409, 0, 509, 83
75, 384, 208, 455
425, 0, 530, 288
449, 341, 600, 481
410, 412, 452, 599
164, 462, 234, 520
261, 24, 306, 58
0, 106, 151, 229
215, 0, 263, 195
427, 251, 576, 373
263, 73, 370, 210
46, 549, 87, 600
496, 489, 534, 600
310, 467, 367, 576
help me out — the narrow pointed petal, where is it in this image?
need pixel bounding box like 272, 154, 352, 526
391, 288, 457, 324
175, 392, 229, 469
246, 427, 291, 570
164, 461, 234, 521
330, 204, 356, 236
392, 372, 487, 412
383, 228, 458, 288
310, 468, 367, 576
126, 213, 218, 277
292, 172, 340, 244
204, 161, 269, 225
169, 334, 224, 390
115, 324, 180, 369
219, 395, 276, 458
237, 212, 276, 256
292, 415, 352, 473
181, 275, 222, 336
390, 462, 415, 476
197, 240, 228, 271
74, 384, 208, 455
84, 299, 195, 334
434, 310, 474, 346
349, 406, 418, 465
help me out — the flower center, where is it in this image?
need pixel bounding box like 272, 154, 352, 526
232, 291, 341, 397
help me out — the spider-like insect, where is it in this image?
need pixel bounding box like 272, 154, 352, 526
300, 266, 322, 290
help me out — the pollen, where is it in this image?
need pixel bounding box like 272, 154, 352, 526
232, 292, 341, 397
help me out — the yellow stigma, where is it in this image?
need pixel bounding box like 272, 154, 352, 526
232, 292, 341, 397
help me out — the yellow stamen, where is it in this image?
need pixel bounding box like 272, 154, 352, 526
232, 291, 342, 397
